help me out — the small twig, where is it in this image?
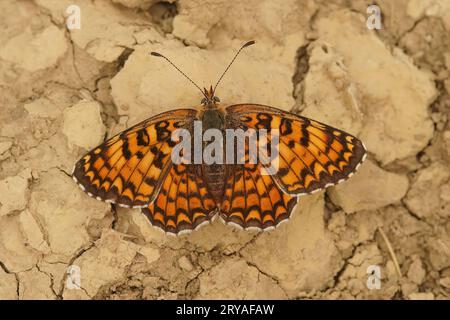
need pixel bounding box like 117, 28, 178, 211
377, 226, 402, 278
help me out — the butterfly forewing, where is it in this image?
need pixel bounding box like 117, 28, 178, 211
225, 104, 367, 196
72, 109, 198, 208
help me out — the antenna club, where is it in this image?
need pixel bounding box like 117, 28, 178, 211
244, 40, 255, 47
150, 51, 163, 57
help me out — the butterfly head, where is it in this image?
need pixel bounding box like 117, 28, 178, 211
201, 85, 220, 107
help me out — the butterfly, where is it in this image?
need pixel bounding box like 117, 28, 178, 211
72, 41, 367, 235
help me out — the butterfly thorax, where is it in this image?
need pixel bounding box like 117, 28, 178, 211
201, 107, 224, 130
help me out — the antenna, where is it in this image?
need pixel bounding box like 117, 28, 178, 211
150, 51, 208, 99
213, 40, 255, 95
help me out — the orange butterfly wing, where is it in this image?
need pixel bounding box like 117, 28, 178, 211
226, 104, 367, 194
72, 109, 198, 208
220, 163, 297, 230
142, 164, 218, 234
219, 104, 367, 229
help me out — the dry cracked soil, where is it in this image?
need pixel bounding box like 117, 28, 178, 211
0, 0, 449, 300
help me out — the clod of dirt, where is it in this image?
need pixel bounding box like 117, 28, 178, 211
29, 169, 112, 262
196, 258, 287, 299
240, 194, 340, 296
404, 162, 450, 220
63, 100, 106, 150
172, 0, 316, 48
407, 257, 426, 285
0, 169, 31, 216
0, 267, 17, 299
62, 230, 157, 299
18, 268, 54, 299
407, 0, 450, 30
0, 25, 67, 72
19, 209, 51, 254
37, 0, 149, 63
0, 214, 40, 273
0, 141, 12, 157
328, 160, 409, 214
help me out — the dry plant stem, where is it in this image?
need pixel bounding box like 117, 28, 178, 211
377, 226, 402, 278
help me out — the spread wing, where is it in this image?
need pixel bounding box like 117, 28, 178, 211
225, 104, 367, 195
219, 103, 366, 230
220, 163, 297, 230
72, 109, 198, 208
142, 164, 218, 235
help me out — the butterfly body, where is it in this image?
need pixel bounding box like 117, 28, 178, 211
200, 109, 227, 204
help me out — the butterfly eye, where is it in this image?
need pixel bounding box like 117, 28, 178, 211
201, 97, 207, 104
214, 96, 220, 102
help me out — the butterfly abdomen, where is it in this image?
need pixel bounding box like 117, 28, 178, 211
202, 163, 226, 204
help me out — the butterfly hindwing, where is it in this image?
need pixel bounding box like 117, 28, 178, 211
225, 104, 367, 196
142, 164, 218, 234
72, 109, 198, 208
220, 163, 297, 230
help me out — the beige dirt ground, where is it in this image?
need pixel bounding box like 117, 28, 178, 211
0, 0, 449, 300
